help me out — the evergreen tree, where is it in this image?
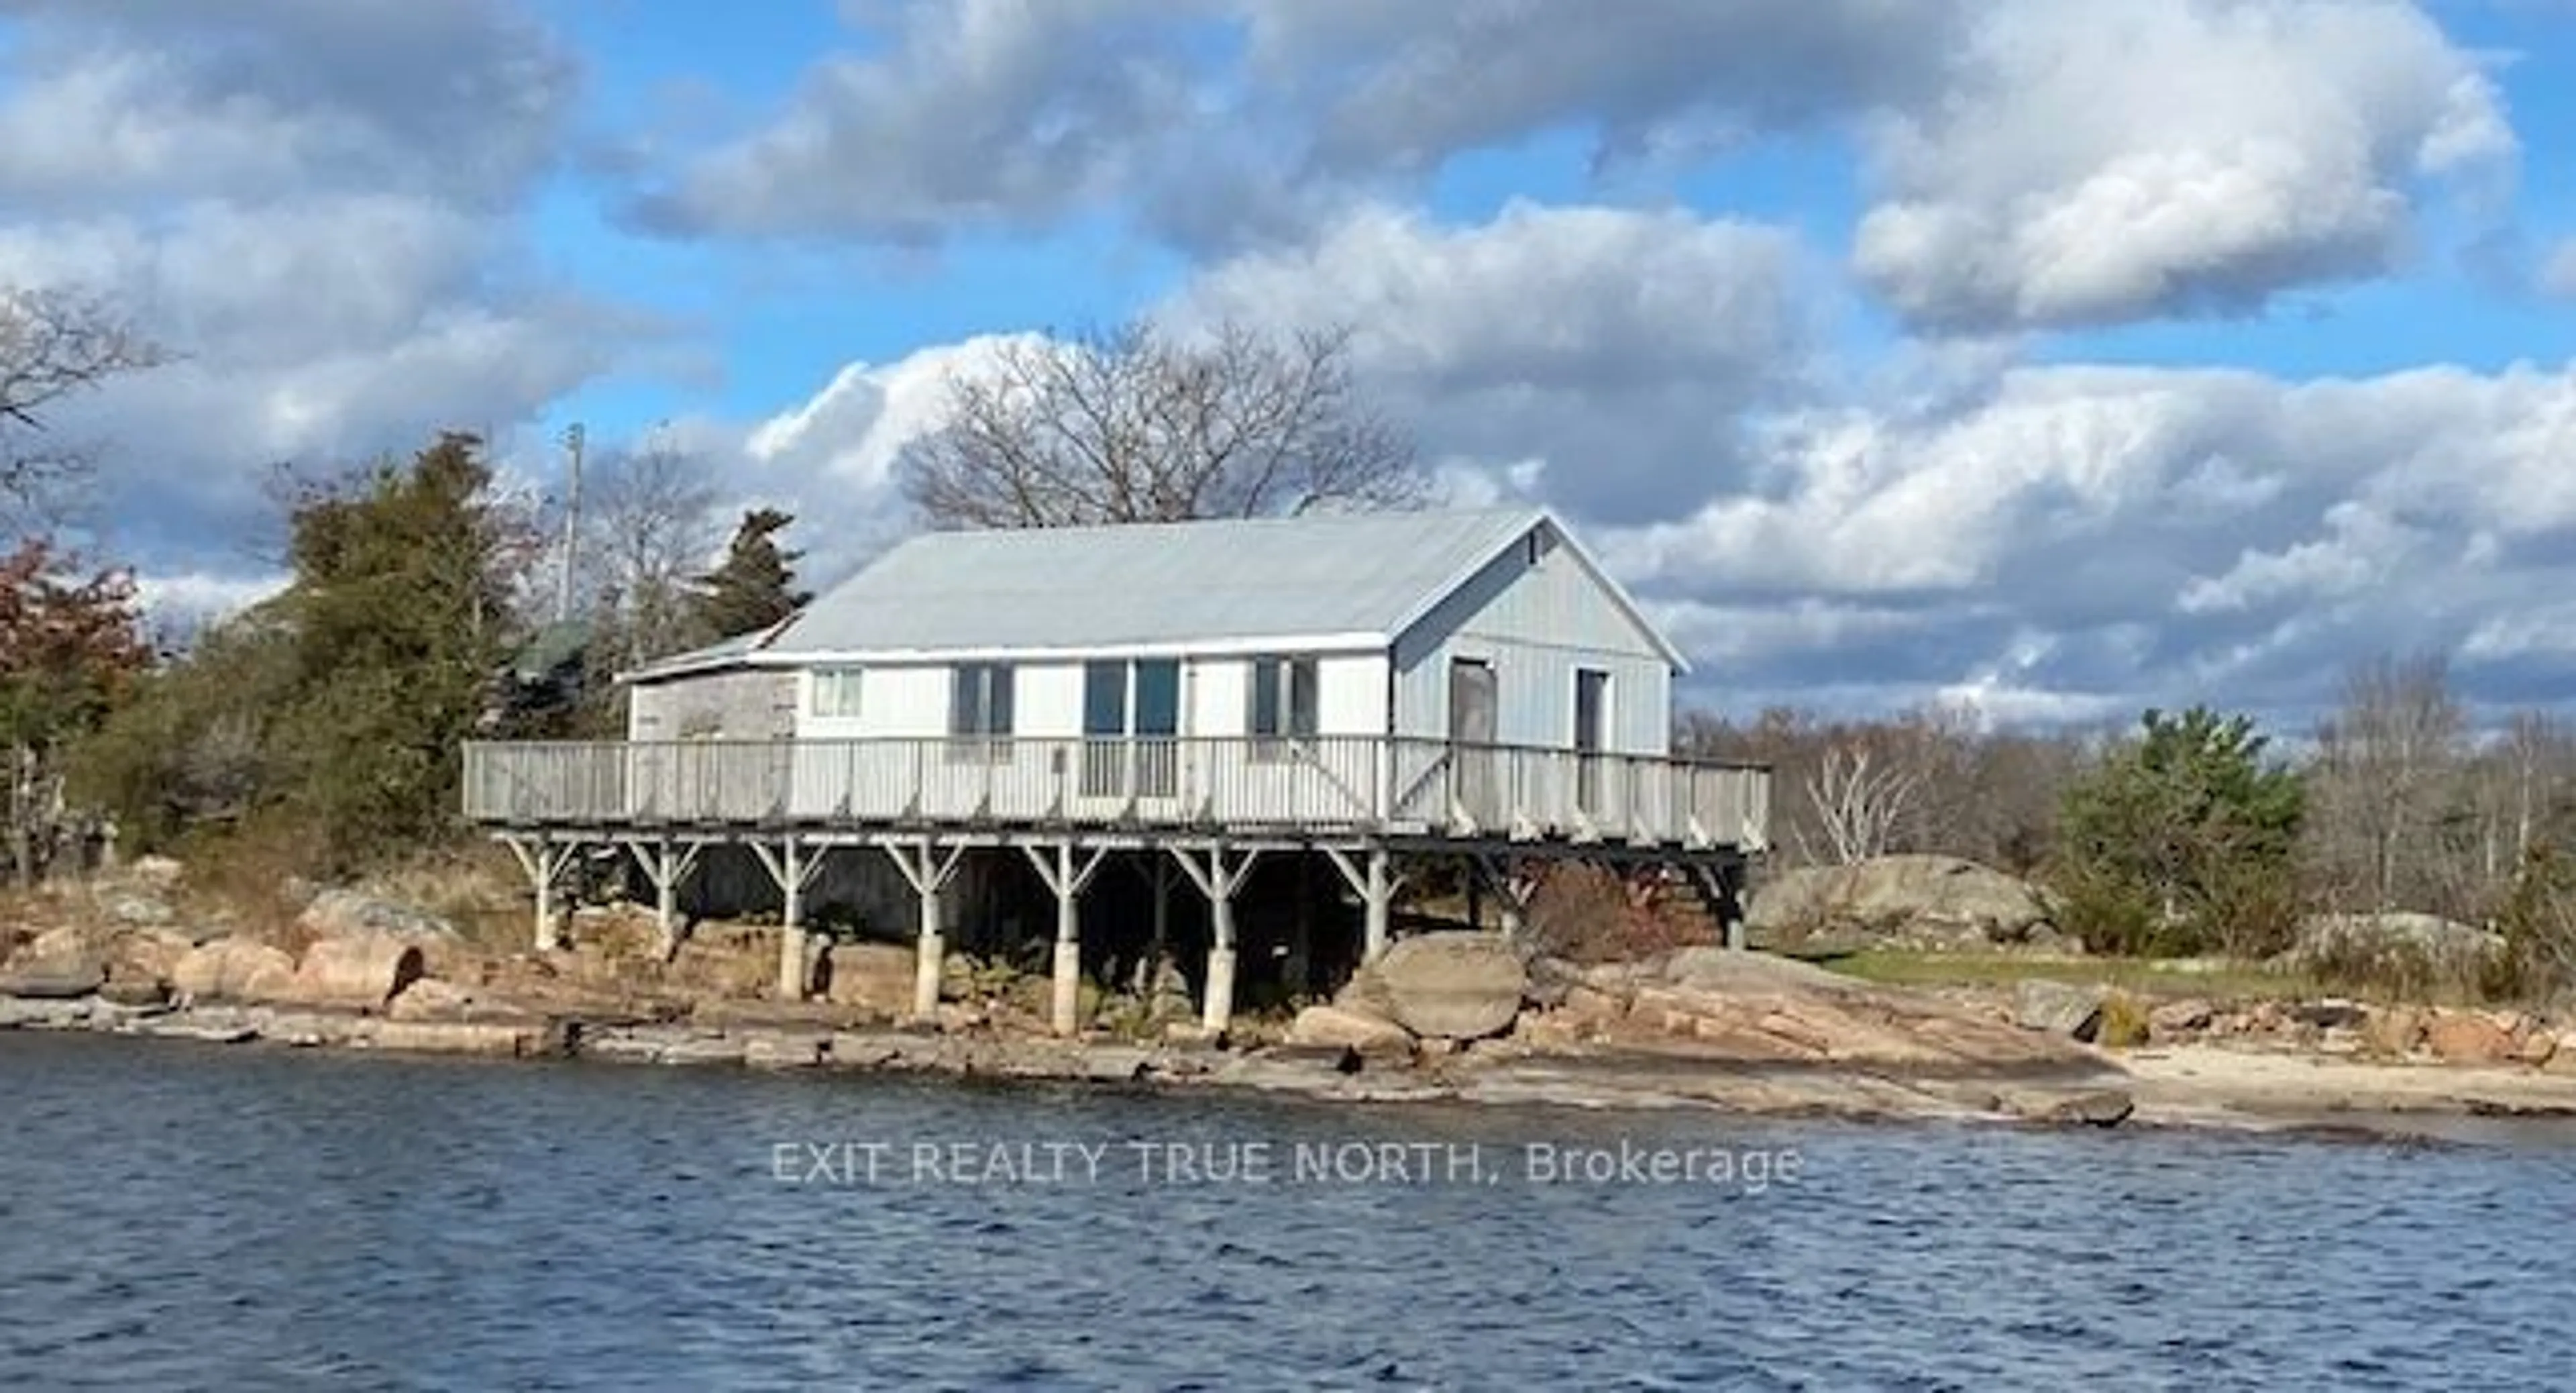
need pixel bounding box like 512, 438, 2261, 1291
272, 433, 521, 865
2051, 707, 2306, 956
690, 507, 810, 639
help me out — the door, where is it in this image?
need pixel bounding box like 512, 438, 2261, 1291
1574, 668, 1609, 818
1081, 659, 1182, 803
1081, 660, 1128, 798
1131, 659, 1180, 798
1448, 657, 1499, 829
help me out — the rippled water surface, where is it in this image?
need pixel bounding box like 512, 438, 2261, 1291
5, 1033, 2575, 1390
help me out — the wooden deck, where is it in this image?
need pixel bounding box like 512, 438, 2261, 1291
462, 736, 1770, 852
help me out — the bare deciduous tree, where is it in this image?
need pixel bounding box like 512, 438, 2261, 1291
576, 442, 721, 667
1, 288, 164, 525
2310, 652, 2468, 912
900, 319, 1420, 529
1804, 739, 1923, 865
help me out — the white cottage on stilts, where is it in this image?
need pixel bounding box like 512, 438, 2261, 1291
467, 507, 1769, 1036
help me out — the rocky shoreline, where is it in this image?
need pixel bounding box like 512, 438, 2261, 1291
11, 968, 2576, 1139
0, 984, 2145, 1123
9, 863, 2576, 1139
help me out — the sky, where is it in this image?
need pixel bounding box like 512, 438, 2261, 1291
2, 0, 2573, 729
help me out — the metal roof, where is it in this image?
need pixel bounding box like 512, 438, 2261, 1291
618, 619, 790, 684
784, 507, 1555, 654
632, 507, 1685, 670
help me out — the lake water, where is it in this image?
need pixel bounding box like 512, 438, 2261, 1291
4, 1034, 2573, 1390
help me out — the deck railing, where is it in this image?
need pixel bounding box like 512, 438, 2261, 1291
462, 737, 1770, 850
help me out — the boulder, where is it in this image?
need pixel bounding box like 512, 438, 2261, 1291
667, 924, 778, 1000
2004, 1088, 2135, 1127
105, 927, 195, 986
367, 1021, 535, 1057
1513, 1010, 1584, 1050
2546, 1035, 2576, 1076
1366, 931, 1529, 1041
386, 976, 493, 1022
821, 942, 918, 1013
170, 937, 299, 1003
297, 888, 458, 943
290, 933, 425, 1009
2013, 979, 2107, 1041
0, 959, 105, 1000
99, 976, 171, 1009
745, 1033, 829, 1069
98, 890, 176, 927
2424, 1011, 2516, 1065
1286, 1004, 1414, 1058
2364, 1005, 2427, 1057
1748, 855, 2055, 949
2280, 913, 2503, 980
2148, 998, 2214, 1039
1560, 984, 1629, 1023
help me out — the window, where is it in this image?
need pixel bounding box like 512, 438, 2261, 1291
1248, 656, 1320, 758
809, 666, 863, 719
1574, 669, 1609, 753
1575, 668, 1609, 810
948, 662, 1014, 758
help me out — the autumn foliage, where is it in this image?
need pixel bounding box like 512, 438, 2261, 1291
0, 535, 149, 880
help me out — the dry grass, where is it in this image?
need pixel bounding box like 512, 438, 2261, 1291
1810, 947, 2335, 1002
164, 819, 323, 949
351, 840, 531, 955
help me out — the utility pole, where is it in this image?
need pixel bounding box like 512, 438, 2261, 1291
555, 421, 585, 623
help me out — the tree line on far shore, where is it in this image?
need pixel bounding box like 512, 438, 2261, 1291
1682, 662, 2576, 998
6, 292, 2574, 1003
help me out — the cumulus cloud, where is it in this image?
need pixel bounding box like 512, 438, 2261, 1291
0, 0, 574, 209
1852, 0, 2513, 332
683, 335, 1034, 586
631, 0, 2511, 336
724, 170, 2576, 722
628, 0, 1205, 242
633, 0, 1962, 248
1172, 201, 1815, 519
1607, 359, 2576, 719
1239, 0, 1962, 178
0, 1, 623, 584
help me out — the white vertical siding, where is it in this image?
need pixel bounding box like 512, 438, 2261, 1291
1391, 521, 1674, 756
1191, 657, 1246, 737
1318, 654, 1389, 736
1015, 662, 1082, 738
855, 665, 951, 738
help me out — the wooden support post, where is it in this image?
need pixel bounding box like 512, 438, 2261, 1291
1150, 858, 1173, 986
503, 836, 580, 952
1024, 841, 1108, 1037
1288, 855, 1313, 998
1693, 862, 1747, 951
1322, 845, 1396, 965
749, 837, 830, 1000
1128, 855, 1179, 995
917, 874, 944, 1017
1472, 853, 1536, 942
625, 837, 706, 961
1171, 843, 1261, 1036
886, 839, 967, 1021
1365, 848, 1393, 962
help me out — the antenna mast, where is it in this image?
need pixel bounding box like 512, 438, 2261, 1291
555, 421, 585, 623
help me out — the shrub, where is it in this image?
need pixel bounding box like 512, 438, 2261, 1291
2096, 993, 2151, 1049
1523, 864, 1713, 964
